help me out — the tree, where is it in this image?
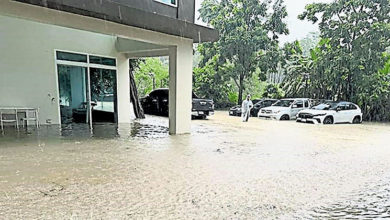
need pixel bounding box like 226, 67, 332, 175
193, 54, 237, 108
133, 57, 169, 97
262, 83, 285, 99
198, 0, 289, 105
281, 41, 313, 98
299, 0, 390, 100
299, 31, 320, 57
297, 0, 390, 120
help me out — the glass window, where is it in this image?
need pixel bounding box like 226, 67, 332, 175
265, 101, 274, 107
56, 51, 87, 63
304, 100, 309, 108
89, 55, 116, 66
90, 68, 117, 113
337, 104, 348, 111
295, 101, 304, 108
349, 104, 357, 110
274, 100, 294, 107
155, 0, 176, 6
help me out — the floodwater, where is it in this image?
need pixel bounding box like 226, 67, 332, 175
1, 111, 390, 219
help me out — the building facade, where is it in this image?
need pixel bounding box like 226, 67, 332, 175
0, 0, 218, 134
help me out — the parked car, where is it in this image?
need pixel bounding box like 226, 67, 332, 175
250, 99, 278, 117
229, 99, 263, 117
140, 88, 214, 119
229, 105, 242, 116
258, 98, 311, 120
296, 101, 363, 124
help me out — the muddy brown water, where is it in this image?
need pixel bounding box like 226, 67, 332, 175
1, 111, 390, 219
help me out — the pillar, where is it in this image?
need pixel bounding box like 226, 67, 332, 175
168, 42, 193, 135
116, 54, 132, 123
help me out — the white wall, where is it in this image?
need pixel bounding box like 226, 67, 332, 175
0, 15, 131, 125
168, 44, 193, 134
0, 0, 195, 134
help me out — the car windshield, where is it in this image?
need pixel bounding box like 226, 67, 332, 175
312, 102, 339, 110
252, 99, 262, 104
273, 100, 294, 107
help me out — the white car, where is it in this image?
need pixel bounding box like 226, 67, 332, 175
258, 98, 311, 120
296, 101, 363, 124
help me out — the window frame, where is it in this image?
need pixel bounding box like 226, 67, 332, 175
89, 55, 117, 67
54, 49, 118, 125
153, 0, 178, 7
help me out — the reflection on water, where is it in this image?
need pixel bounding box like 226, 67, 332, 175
296, 176, 390, 219
1, 112, 390, 219
0, 115, 169, 141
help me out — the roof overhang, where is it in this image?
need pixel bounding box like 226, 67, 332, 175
13, 0, 219, 43
115, 37, 170, 58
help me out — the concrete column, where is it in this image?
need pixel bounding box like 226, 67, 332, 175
168, 42, 193, 135
116, 54, 132, 123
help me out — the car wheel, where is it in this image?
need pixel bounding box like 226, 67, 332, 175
323, 116, 334, 125
352, 116, 361, 124
280, 115, 290, 121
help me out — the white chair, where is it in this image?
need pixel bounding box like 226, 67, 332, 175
19, 108, 39, 128
0, 110, 19, 131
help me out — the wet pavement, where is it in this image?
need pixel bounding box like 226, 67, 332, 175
1, 111, 390, 219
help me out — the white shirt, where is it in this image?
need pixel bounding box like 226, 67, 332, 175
242, 100, 253, 112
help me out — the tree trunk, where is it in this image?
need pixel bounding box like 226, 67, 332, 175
129, 63, 145, 119
237, 74, 244, 105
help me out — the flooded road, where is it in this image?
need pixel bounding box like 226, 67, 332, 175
1, 111, 390, 219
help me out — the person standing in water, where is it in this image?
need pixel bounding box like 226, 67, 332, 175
241, 95, 253, 122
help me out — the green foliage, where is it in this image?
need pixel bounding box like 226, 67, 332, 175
193, 54, 236, 108
262, 84, 285, 99
245, 73, 268, 100
290, 0, 390, 121
133, 58, 169, 97
281, 40, 313, 98
299, 32, 320, 57
228, 91, 238, 104
195, 0, 390, 121
197, 0, 288, 105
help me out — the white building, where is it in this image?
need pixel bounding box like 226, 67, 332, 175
0, 0, 218, 134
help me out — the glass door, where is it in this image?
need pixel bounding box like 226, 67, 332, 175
89, 67, 118, 123
57, 64, 91, 125
56, 51, 117, 127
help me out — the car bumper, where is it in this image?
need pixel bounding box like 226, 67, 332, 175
192, 111, 213, 117
296, 117, 322, 124
258, 113, 277, 119
229, 111, 241, 116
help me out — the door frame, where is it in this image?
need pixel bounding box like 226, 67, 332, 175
54, 49, 118, 128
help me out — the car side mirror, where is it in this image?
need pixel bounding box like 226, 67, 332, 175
292, 104, 298, 108
336, 107, 341, 112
